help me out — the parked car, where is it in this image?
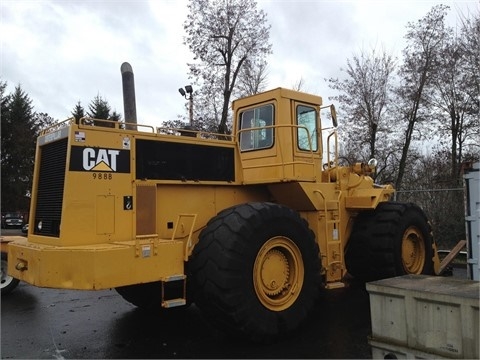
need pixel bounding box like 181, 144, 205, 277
1, 213, 23, 229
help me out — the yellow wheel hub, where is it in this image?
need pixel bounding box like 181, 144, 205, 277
401, 226, 426, 274
253, 236, 304, 311
260, 249, 289, 296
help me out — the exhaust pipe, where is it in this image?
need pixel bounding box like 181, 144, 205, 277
121, 62, 137, 126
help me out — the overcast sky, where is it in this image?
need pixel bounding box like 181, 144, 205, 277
1, 0, 477, 128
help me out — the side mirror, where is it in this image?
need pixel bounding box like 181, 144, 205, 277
330, 105, 338, 128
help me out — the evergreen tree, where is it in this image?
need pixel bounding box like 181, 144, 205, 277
87, 94, 121, 127
33, 112, 55, 135
109, 110, 121, 122
1, 84, 36, 212
88, 94, 111, 121
71, 100, 85, 123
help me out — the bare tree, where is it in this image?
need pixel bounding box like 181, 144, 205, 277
183, 0, 272, 134
237, 59, 269, 97
425, 8, 480, 180
393, 4, 451, 190
292, 77, 306, 92
327, 46, 396, 181
457, 9, 480, 160
458, 8, 480, 110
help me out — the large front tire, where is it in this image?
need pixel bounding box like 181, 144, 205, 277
345, 202, 435, 282
189, 202, 322, 343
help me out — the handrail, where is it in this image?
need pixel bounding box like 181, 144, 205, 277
170, 213, 198, 262
79, 117, 156, 133
325, 130, 338, 182
237, 123, 316, 152
156, 126, 235, 141
40, 118, 74, 136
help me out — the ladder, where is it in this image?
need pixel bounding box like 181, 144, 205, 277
315, 189, 345, 289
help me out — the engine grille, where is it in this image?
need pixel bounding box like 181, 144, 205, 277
33, 138, 68, 237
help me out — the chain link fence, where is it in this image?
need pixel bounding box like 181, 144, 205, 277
393, 188, 466, 251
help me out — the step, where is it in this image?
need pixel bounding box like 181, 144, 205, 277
162, 298, 187, 308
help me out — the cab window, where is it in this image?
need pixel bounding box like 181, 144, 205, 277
239, 104, 274, 152
297, 105, 318, 151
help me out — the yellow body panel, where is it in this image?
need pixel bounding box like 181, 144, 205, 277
8, 237, 184, 289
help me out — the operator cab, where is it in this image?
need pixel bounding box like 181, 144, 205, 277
232, 87, 326, 184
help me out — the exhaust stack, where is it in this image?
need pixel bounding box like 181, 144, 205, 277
121, 62, 137, 125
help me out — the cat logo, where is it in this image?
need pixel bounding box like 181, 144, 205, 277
69, 146, 130, 173
83, 148, 119, 171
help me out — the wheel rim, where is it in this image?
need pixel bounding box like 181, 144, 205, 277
401, 226, 426, 274
253, 236, 304, 311
1, 258, 15, 289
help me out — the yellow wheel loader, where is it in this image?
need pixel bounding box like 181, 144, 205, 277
7, 87, 441, 342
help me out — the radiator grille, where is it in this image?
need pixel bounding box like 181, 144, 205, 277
33, 138, 68, 237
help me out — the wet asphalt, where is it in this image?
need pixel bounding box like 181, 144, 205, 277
1, 229, 468, 359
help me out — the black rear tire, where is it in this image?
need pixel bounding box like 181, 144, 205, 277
1, 252, 20, 295
345, 202, 435, 282
189, 202, 322, 343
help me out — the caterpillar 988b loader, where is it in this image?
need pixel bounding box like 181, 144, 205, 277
8, 87, 441, 342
